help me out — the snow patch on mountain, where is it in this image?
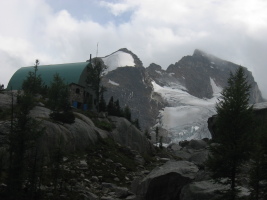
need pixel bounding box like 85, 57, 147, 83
210, 78, 222, 97
152, 81, 219, 142
102, 51, 135, 72
108, 79, 119, 86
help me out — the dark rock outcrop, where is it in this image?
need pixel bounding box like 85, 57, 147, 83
109, 116, 155, 154
132, 160, 199, 200
103, 66, 165, 129
165, 49, 263, 103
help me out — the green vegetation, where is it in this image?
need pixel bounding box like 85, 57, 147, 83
47, 73, 70, 112
6, 92, 44, 199
47, 74, 75, 124
22, 60, 47, 96
92, 119, 115, 131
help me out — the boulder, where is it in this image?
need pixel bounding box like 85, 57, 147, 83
167, 143, 182, 151
180, 180, 227, 200
132, 160, 199, 200
0, 92, 17, 109
189, 150, 209, 167
180, 180, 250, 200
109, 116, 155, 154
29, 106, 108, 154
187, 140, 207, 150
174, 150, 191, 160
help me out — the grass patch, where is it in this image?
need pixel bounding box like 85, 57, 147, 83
92, 119, 115, 131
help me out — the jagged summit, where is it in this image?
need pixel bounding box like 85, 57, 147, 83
101, 48, 263, 142
117, 48, 143, 67
193, 49, 208, 57
101, 48, 143, 72
193, 49, 221, 61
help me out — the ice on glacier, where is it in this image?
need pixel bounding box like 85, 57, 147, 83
152, 81, 221, 143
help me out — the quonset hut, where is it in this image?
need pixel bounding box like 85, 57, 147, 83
7, 62, 95, 110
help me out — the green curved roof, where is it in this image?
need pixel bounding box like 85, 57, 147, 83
7, 62, 89, 90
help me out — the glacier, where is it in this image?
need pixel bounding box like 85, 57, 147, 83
152, 79, 222, 142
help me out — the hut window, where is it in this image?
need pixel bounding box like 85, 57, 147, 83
76, 88, 80, 94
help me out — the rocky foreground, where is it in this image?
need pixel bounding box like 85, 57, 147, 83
0, 92, 254, 199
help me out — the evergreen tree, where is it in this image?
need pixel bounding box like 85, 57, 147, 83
155, 126, 159, 147
48, 73, 70, 112
48, 74, 75, 123
159, 136, 163, 149
206, 67, 254, 200
22, 59, 46, 96
114, 99, 122, 117
107, 96, 115, 115
7, 93, 44, 199
133, 118, 141, 130
144, 129, 151, 140
86, 58, 107, 112
123, 106, 132, 122
99, 86, 107, 112
99, 93, 107, 112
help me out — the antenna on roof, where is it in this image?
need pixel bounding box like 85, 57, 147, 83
96, 42, 99, 58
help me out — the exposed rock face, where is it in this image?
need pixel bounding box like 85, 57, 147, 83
0, 104, 154, 157
102, 66, 165, 129
0, 92, 17, 109
102, 49, 263, 141
132, 160, 199, 200
29, 106, 107, 154
109, 116, 155, 154
165, 49, 263, 103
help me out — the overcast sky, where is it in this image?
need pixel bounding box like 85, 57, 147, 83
1, 0, 267, 98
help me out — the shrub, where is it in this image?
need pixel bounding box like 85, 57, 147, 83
49, 111, 75, 124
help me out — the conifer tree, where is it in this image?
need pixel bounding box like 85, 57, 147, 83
107, 96, 115, 115
98, 86, 107, 112
123, 106, 132, 122
86, 58, 107, 112
114, 99, 122, 117
48, 73, 70, 112
133, 118, 141, 130
22, 59, 46, 96
144, 129, 151, 140
206, 67, 254, 200
7, 93, 44, 199
155, 126, 159, 147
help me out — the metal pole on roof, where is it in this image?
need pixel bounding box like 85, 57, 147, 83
96, 42, 99, 58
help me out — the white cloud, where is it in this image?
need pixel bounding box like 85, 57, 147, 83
99, 1, 135, 16
1, 0, 267, 98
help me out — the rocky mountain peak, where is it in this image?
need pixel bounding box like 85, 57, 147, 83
117, 48, 144, 67
193, 49, 208, 57
147, 63, 162, 71
102, 48, 263, 141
